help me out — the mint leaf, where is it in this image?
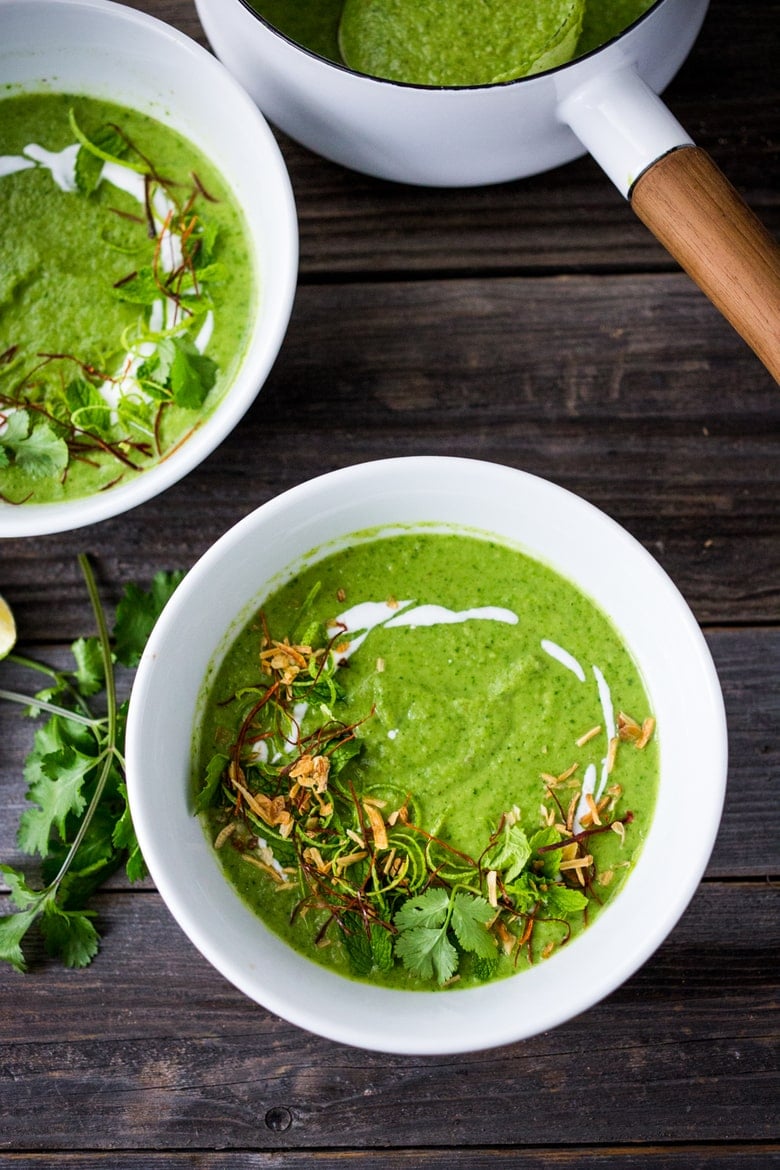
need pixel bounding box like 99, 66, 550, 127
473, 955, 500, 982
75, 123, 127, 195
169, 337, 217, 409
543, 884, 589, 916
113, 570, 185, 667
112, 266, 160, 305
485, 822, 531, 884
370, 923, 394, 972
194, 752, 229, 814
505, 871, 542, 915
529, 826, 563, 879
450, 891, 496, 959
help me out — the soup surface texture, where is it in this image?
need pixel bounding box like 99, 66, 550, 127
196, 530, 658, 991
0, 93, 254, 505
247, 0, 655, 86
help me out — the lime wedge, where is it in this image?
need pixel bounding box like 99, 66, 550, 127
338, 0, 586, 87
0, 593, 16, 659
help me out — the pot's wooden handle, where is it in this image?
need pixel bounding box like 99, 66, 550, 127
631, 145, 780, 382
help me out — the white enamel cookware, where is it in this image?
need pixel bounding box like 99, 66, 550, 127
195, 0, 780, 380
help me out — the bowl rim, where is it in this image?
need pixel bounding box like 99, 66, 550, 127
0, 0, 298, 538
126, 456, 728, 1054
230, 0, 672, 91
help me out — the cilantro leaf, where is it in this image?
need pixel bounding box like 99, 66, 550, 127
0, 555, 179, 973
0, 412, 69, 480
0, 409, 30, 447
0, 904, 40, 973
17, 746, 95, 855
395, 922, 458, 985
114, 570, 185, 667
0, 863, 40, 911
393, 888, 459, 984
449, 891, 496, 959
71, 636, 105, 696
393, 887, 449, 931
111, 781, 148, 883
40, 903, 99, 968
136, 338, 176, 399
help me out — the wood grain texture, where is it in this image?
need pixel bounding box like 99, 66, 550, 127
0, 885, 777, 1149
1, 275, 778, 632
0, 0, 777, 1164
122, 0, 780, 279
0, 1152, 779, 1169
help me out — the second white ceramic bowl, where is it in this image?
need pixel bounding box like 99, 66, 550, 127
0, 0, 298, 537
126, 457, 728, 1054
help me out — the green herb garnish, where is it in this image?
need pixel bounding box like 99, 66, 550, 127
0, 106, 225, 503
199, 618, 642, 987
0, 556, 184, 971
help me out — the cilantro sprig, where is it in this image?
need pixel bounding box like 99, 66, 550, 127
0, 556, 184, 971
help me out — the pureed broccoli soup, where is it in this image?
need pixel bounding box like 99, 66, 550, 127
195, 530, 659, 991
247, 0, 656, 86
0, 93, 254, 505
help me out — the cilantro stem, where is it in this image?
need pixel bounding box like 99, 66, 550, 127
0, 688, 98, 728
46, 556, 119, 893
7, 652, 60, 678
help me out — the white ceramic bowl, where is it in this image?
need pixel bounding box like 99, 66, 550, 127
0, 0, 298, 537
126, 457, 728, 1055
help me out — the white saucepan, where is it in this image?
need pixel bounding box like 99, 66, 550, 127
194, 0, 780, 380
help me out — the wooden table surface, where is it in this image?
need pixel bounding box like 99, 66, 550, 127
1, 0, 778, 1164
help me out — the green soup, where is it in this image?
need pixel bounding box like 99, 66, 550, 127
247, 0, 655, 86
0, 93, 255, 505
195, 531, 658, 991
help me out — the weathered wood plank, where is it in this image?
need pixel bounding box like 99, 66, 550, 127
1, 274, 777, 632
1, 629, 776, 877
0, 884, 777, 1149
0, 1148, 778, 1169
121, 0, 779, 278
